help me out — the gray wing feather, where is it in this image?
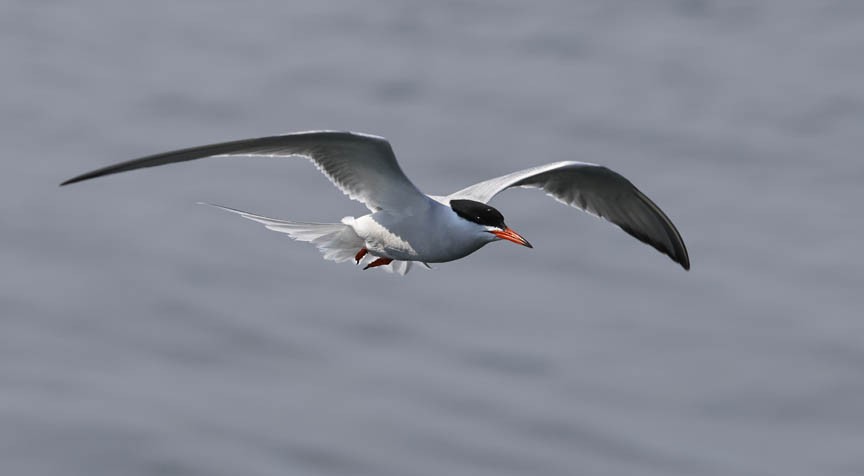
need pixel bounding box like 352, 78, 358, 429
449, 161, 690, 270
61, 131, 425, 212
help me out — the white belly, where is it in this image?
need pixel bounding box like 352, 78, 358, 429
350, 202, 488, 263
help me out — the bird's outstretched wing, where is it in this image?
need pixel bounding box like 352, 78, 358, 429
448, 161, 690, 270
61, 131, 426, 212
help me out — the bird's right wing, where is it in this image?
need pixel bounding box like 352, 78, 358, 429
449, 161, 690, 270
61, 131, 427, 212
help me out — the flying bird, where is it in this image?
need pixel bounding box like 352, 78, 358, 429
61, 131, 689, 274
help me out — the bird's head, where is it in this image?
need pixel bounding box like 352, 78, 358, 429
449, 199, 532, 248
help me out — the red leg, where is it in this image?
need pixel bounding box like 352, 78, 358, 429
363, 257, 393, 270
354, 248, 368, 264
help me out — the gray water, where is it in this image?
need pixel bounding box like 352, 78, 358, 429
2, 1, 863, 475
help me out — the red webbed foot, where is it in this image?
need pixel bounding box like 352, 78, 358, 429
354, 248, 368, 264
363, 257, 393, 270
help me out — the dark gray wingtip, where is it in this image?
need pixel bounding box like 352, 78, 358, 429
59, 175, 84, 186
60, 162, 129, 186
618, 221, 690, 271
60, 166, 116, 186
667, 242, 690, 271
671, 233, 690, 271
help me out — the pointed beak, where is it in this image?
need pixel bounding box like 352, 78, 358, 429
491, 228, 533, 248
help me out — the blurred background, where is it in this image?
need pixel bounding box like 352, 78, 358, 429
2, 0, 863, 475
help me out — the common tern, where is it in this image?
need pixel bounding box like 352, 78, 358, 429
61, 131, 690, 274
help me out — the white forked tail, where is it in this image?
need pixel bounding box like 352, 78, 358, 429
198, 203, 414, 275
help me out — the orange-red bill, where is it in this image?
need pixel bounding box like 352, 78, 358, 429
492, 228, 533, 248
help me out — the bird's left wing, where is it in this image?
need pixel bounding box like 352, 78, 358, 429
61, 131, 426, 212
448, 161, 690, 270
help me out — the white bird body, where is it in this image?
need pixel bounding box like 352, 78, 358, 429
351, 198, 493, 263
61, 131, 690, 274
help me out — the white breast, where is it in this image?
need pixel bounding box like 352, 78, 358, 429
350, 198, 490, 263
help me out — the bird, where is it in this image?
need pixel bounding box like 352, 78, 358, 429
61, 131, 689, 275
